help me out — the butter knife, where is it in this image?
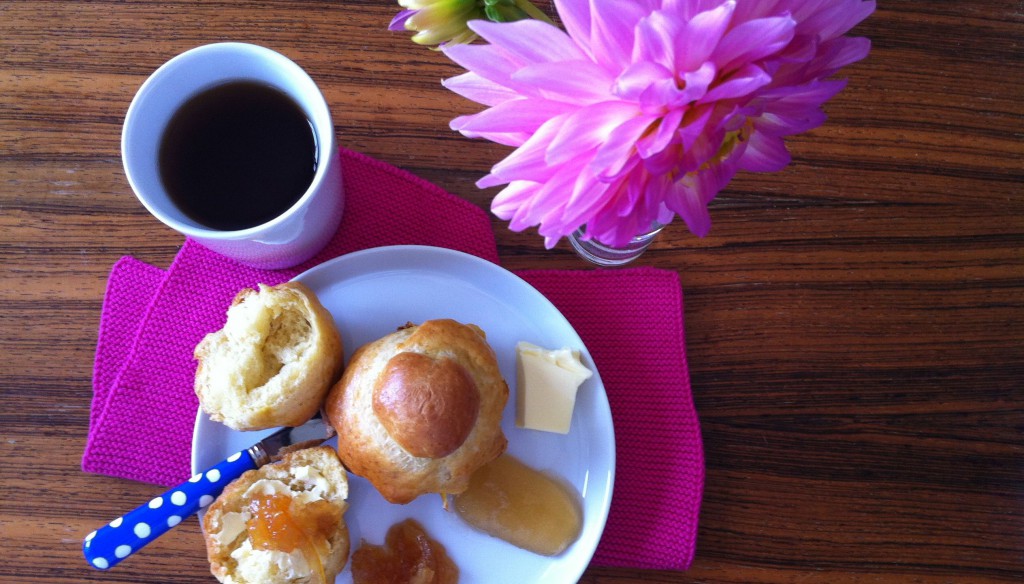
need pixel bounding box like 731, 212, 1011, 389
83, 415, 333, 570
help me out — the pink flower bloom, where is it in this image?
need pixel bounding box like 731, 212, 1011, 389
442, 0, 875, 247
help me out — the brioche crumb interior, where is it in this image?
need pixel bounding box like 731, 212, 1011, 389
241, 295, 312, 392
257, 311, 311, 385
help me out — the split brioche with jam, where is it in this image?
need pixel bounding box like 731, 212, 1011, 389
194, 282, 343, 431
202, 446, 350, 584
325, 319, 509, 504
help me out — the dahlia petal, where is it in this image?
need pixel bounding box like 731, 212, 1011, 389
513, 60, 614, 104
455, 128, 531, 148
777, 34, 820, 65
614, 61, 675, 102
636, 107, 684, 159
490, 181, 539, 219
761, 78, 847, 104
513, 188, 573, 232
801, 0, 876, 41
618, 170, 648, 214
563, 165, 616, 221
553, 0, 594, 59
737, 130, 791, 172
657, 204, 675, 225
546, 100, 642, 165
443, 43, 526, 89
814, 36, 872, 75
665, 174, 720, 237
679, 62, 717, 103
585, 177, 660, 246
443, 72, 521, 107
643, 143, 683, 175
468, 19, 584, 64
517, 168, 580, 228
730, 0, 783, 22
450, 98, 574, 134
702, 64, 771, 102
751, 109, 825, 136
757, 80, 847, 133
508, 204, 538, 232
677, 1, 736, 72
660, 0, 704, 22
389, 9, 416, 32
640, 77, 693, 111
589, 0, 647, 71
715, 16, 797, 73
787, 0, 832, 23
590, 114, 656, 179
674, 186, 713, 237
477, 170, 510, 189
708, 156, 741, 195
640, 173, 672, 223
680, 121, 726, 172
633, 9, 680, 70
488, 116, 568, 181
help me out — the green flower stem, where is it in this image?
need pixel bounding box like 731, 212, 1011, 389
512, 0, 554, 24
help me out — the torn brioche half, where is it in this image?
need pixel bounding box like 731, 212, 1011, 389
195, 282, 343, 431
202, 446, 350, 584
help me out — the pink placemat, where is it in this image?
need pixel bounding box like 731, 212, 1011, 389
83, 147, 703, 570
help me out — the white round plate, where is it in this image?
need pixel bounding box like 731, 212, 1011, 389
192, 245, 615, 583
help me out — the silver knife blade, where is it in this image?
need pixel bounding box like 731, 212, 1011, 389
246, 415, 335, 467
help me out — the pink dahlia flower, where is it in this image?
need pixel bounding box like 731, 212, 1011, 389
442, 0, 875, 247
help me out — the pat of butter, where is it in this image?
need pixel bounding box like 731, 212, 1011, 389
228, 539, 310, 584
515, 341, 592, 434
292, 465, 332, 500
211, 511, 246, 547
242, 470, 329, 505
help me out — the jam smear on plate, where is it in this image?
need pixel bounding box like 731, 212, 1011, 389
352, 518, 458, 584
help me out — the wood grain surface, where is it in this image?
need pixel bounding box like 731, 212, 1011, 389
1, 0, 1021, 582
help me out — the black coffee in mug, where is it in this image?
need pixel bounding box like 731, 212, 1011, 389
158, 80, 318, 231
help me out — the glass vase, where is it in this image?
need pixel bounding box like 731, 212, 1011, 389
568, 222, 665, 267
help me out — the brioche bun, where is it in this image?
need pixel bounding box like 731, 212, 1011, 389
194, 282, 343, 431
325, 319, 508, 504
202, 446, 350, 584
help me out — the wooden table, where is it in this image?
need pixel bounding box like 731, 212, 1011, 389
2, 1, 1021, 582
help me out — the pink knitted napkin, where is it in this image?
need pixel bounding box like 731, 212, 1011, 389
83, 147, 703, 570
517, 269, 702, 569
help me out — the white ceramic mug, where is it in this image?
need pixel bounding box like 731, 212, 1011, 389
122, 43, 344, 269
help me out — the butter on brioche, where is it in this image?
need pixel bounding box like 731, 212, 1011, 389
202, 446, 350, 584
325, 319, 509, 504
194, 282, 343, 431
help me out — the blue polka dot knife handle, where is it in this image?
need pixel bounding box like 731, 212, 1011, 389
83, 450, 254, 570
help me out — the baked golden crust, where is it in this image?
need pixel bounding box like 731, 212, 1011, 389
194, 282, 343, 431
373, 350, 480, 458
325, 319, 509, 504
202, 446, 350, 584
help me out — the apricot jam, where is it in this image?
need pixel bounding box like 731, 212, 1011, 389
351, 519, 458, 584
247, 493, 341, 584
453, 454, 582, 556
